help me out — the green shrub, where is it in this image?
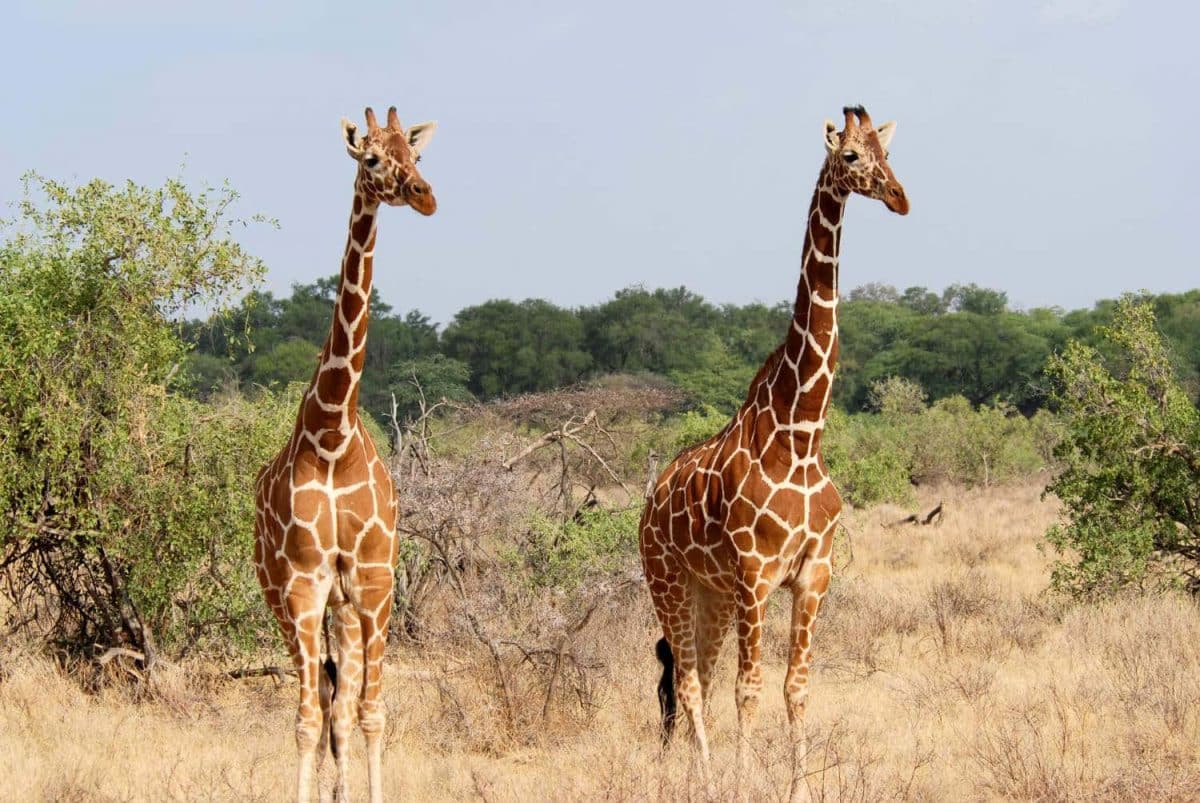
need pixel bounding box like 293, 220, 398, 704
668, 405, 730, 455
913, 396, 1045, 487
866, 375, 927, 416
96, 389, 299, 655
825, 377, 1059, 507
628, 404, 729, 475
520, 507, 641, 590
0, 172, 276, 662
1044, 298, 1200, 598
668, 335, 758, 414
824, 407, 915, 507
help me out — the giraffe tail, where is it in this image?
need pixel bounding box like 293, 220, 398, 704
654, 636, 677, 743
323, 655, 340, 759
320, 614, 341, 761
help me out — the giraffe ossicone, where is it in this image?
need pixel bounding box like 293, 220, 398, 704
253, 105, 437, 803
639, 105, 909, 802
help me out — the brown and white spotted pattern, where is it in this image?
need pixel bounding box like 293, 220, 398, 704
639, 106, 909, 801
254, 106, 437, 803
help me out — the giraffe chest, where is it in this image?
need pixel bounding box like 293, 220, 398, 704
643, 449, 842, 592
256, 427, 398, 557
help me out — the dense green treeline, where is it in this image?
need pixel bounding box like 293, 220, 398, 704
186, 277, 1200, 421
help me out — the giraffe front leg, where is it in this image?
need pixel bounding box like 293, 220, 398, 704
785, 559, 831, 803
356, 567, 395, 803
329, 600, 363, 802
284, 592, 331, 803
734, 582, 766, 784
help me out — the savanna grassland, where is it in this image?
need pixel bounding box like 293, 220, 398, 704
4, 177, 1199, 803
5, 482, 1199, 802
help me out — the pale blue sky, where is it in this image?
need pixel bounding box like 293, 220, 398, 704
4, 0, 1197, 325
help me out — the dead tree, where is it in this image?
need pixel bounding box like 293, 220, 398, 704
501, 408, 631, 521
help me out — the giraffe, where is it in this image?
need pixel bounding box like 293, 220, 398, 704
639, 105, 908, 800
254, 106, 437, 803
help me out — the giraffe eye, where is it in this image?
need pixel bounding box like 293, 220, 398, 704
363, 154, 380, 168
842, 151, 859, 164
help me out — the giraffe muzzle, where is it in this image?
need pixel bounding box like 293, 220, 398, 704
405, 180, 437, 216
883, 183, 909, 216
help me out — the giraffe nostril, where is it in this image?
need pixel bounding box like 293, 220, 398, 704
409, 184, 427, 195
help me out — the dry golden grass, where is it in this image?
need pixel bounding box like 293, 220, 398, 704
4, 483, 1199, 801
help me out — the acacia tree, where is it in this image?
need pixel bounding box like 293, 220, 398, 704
1045, 298, 1200, 597
0, 173, 287, 663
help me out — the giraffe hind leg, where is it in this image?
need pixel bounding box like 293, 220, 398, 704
317, 612, 337, 763
785, 559, 832, 803
647, 564, 711, 773
316, 631, 335, 803
695, 586, 736, 710
321, 656, 337, 757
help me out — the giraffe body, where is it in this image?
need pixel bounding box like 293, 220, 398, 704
254, 106, 437, 803
640, 106, 908, 801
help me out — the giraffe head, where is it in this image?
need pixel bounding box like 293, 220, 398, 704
822, 105, 909, 215
341, 106, 437, 215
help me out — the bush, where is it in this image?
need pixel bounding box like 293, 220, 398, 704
92, 389, 299, 656
668, 335, 758, 414
913, 397, 1046, 487
1044, 298, 1200, 598
520, 507, 641, 590
626, 403, 729, 481
0, 173, 274, 663
867, 375, 927, 416
825, 378, 1058, 507
824, 407, 915, 507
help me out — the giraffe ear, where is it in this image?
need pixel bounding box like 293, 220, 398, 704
406, 121, 437, 157
824, 120, 840, 155
342, 118, 365, 158
875, 121, 897, 151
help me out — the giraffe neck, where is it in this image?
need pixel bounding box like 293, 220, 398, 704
763, 164, 849, 444
298, 188, 379, 460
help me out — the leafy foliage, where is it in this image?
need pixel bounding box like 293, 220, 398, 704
187, 272, 1198, 419
582, 286, 719, 375
184, 279, 456, 420
388, 354, 475, 422
667, 335, 757, 414
1045, 298, 1200, 597
825, 379, 1054, 507
627, 404, 730, 474
442, 299, 592, 397
92, 390, 299, 655
520, 507, 641, 590
0, 173, 279, 661
824, 407, 917, 507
